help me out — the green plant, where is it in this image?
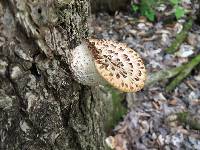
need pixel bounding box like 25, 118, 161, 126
131, 4, 139, 13
141, 0, 156, 21
131, 0, 187, 21
169, 0, 185, 19
174, 6, 185, 19
131, 0, 156, 21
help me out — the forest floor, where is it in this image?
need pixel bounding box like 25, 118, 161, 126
89, 12, 200, 150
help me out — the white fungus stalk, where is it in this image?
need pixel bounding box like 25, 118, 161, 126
69, 39, 146, 92
69, 40, 106, 86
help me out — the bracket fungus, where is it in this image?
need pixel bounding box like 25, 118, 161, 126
69, 39, 146, 92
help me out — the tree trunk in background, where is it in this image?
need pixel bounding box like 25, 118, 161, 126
196, 0, 200, 25
91, 0, 131, 13
0, 0, 109, 149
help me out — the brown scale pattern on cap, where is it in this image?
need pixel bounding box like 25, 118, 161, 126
88, 39, 146, 92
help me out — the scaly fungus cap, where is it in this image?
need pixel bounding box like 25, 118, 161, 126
88, 39, 146, 92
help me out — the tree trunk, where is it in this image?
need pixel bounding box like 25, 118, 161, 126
0, 0, 109, 149
91, 0, 130, 13
196, 0, 200, 25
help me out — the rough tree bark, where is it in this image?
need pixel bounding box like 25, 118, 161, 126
0, 0, 111, 149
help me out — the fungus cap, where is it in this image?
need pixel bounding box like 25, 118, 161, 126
88, 39, 146, 92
